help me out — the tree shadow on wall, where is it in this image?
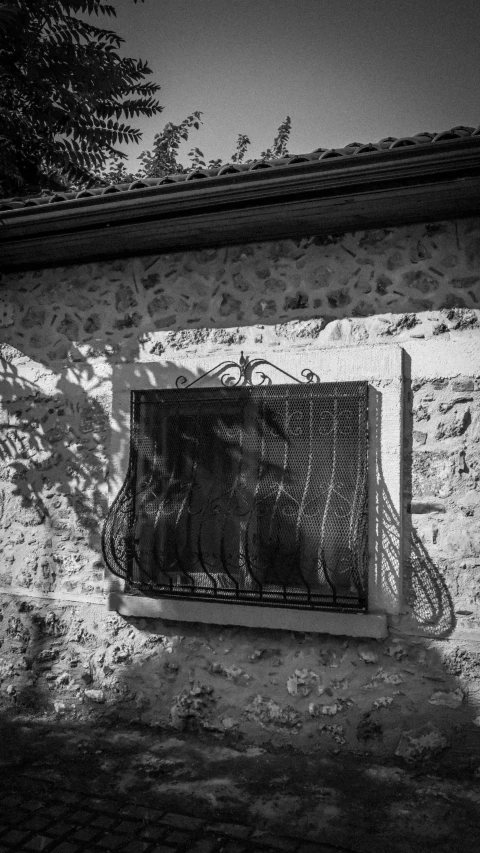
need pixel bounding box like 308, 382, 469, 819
0, 355, 115, 596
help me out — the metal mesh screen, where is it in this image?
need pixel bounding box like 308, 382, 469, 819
102, 382, 369, 611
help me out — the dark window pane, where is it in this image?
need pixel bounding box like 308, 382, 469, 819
111, 382, 369, 611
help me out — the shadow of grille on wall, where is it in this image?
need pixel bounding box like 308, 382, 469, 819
103, 375, 369, 612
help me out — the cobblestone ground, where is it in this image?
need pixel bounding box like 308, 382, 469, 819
1, 717, 479, 853
0, 770, 345, 853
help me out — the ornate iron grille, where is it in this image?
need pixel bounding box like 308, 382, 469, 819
102, 363, 369, 612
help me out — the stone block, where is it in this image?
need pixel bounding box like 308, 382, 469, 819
21, 306, 46, 329
403, 270, 439, 293
439, 396, 473, 413
412, 451, 454, 497
451, 276, 480, 289
465, 235, 480, 268
57, 314, 79, 341
327, 289, 351, 308
147, 295, 172, 315
83, 314, 102, 334
115, 285, 138, 312
452, 378, 474, 392
149, 845, 176, 853
435, 408, 471, 439
457, 491, 479, 515
251, 832, 298, 851
209, 823, 251, 840
23, 835, 52, 851
219, 293, 242, 317
413, 431, 427, 445
443, 526, 480, 559
0, 301, 14, 327
153, 314, 176, 329
395, 723, 448, 762
160, 814, 204, 831
441, 294, 466, 309
284, 292, 308, 310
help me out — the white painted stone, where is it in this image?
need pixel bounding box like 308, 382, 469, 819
108, 593, 388, 638
403, 337, 480, 379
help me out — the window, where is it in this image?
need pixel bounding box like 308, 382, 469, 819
104, 344, 402, 638
103, 378, 368, 612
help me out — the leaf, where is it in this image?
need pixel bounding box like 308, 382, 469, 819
0, 0, 162, 195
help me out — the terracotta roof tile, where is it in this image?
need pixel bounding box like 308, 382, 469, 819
1, 125, 478, 212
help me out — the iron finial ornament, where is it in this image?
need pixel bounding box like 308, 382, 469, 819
175, 352, 320, 389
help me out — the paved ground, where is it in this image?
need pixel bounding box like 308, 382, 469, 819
0, 715, 478, 853
0, 770, 347, 853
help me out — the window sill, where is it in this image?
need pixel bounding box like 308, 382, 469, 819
108, 592, 388, 639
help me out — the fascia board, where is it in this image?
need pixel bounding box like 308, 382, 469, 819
1, 138, 480, 270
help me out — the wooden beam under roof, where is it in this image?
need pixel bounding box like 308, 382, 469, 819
1, 138, 480, 272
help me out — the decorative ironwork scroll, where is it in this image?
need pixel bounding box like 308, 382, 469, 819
175, 352, 320, 390
102, 355, 369, 613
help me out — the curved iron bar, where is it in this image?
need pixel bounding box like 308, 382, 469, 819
175, 359, 242, 389
194, 478, 224, 593
133, 479, 170, 587
301, 369, 319, 383
196, 480, 243, 591
317, 388, 338, 593
266, 394, 290, 580
169, 411, 202, 590
350, 476, 368, 595
320, 546, 337, 600
218, 429, 243, 594
218, 481, 242, 594
292, 387, 314, 597
242, 392, 267, 591
102, 392, 140, 580
346, 389, 369, 595
175, 352, 320, 389
252, 371, 272, 386
150, 465, 191, 590
119, 474, 174, 588
102, 472, 135, 579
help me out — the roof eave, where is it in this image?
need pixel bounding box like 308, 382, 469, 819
1, 138, 480, 272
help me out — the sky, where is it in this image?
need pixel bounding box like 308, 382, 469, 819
108, 0, 480, 170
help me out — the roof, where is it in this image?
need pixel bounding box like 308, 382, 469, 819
1, 125, 478, 212
1, 126, 480, 271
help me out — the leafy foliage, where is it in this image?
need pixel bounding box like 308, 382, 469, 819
98, 117, 288, 186
134, 114, 253, 177
0, 0, 162, 196
0, 0, 293, 198
260, 115, 291, 159
137, 111, 204, 177
231, 133, 251, 164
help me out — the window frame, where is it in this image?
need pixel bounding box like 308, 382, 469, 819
106, 343, 403, 638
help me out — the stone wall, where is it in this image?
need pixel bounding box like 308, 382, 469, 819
1, 218, 480, 356
1, 216, 480, 765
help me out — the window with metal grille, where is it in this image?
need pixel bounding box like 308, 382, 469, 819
103, 376, 369, 613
